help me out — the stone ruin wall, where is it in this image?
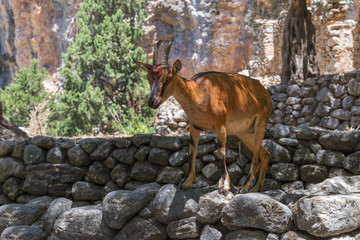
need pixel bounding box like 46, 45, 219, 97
0, 127, 359, 239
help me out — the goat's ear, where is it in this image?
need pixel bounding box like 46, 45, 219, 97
173, 59, 182, 74
134, 60, 152, 72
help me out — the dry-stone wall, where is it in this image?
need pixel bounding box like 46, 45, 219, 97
0, 126, 360, 239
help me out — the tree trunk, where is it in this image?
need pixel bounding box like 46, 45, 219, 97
0, 101, 28, 140
281, 0, 319, 84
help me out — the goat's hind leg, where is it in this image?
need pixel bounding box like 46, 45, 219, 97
215, 125, 230, 195
237, 119, 267, 194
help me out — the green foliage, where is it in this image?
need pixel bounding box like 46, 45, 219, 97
0, 59, 48, 126
48, 0, 154, 136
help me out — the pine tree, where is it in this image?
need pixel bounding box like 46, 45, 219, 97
49, 0, 153, 136
0, 59, 48, 126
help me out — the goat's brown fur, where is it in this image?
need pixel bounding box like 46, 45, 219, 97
135, 41, 272, 194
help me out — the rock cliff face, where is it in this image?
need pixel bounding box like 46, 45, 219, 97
0, 0, 80, 89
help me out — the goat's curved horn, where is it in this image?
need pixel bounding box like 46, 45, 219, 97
153, 40, 163, 65
162, 40, 173, 65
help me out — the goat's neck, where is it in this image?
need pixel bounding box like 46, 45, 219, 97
172, 76, 198, 111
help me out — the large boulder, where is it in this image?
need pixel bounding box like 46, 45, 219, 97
52, 205, 115, 240
221, 193, 293, 233
1, 226, 47, 240
296, 194, 360, 237
43, 198, 73, 234
318, 131, 360, 152
103, 183, 160, 229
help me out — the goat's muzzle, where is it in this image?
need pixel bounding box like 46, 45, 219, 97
148, 96, 161, 109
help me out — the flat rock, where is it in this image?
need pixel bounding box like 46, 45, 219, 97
221, 193, 293, 233
113, 217, 167, 240
103, 183, 160, 229
30, 136, 53, 149
316, 150, 344, 167
1, 226, 47, 240
167, 216, 200, 239
197, 190, 234, 224
52, 205, 115, 240
152, 184, 209, 224
44, 197, 73, 234
150, 135, 182, 150
296, 194, 360, 237
318, 131, 360, 152
111, 138, 132, 148
308, 176, 360, 195
225, 229, 268, 240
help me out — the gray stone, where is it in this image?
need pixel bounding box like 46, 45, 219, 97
1, 226, 47, 240
152, 184, 207, 224
111, 163, 130, 187
131, 161, 157, 181
197, 190, 233, 224
59, 139, 76, 149
330, 98, 342, 109
228, 162, 243, 184
71, 181, 103, 201
90, 141, 112, 160
296, 194, 360, 237
272, 93, 288, 102
314, 102, 331, 117
135, 145, 150, 161
344, 151, 360, 174
0, 196, 52, 232
328, 168, 352, 178
200, 134, 217, 144
278, 138, 298, 146
103, 183, 160, 229
103, 156, 118, 169
85, 161, 111, 184
111, 138, 132, 148
308, 176, 360, 195
132, 134, 152, 147
302, 97, 317, 105
316, 150, 345, 167
169, 148, 188, 166
200, 225, 223, 240
102, 180, 120, 198
261, 179, 282, 192
68, 146, 91, 167
319, 117, 340, 129
273, 110, 285, 123
78, 138, 100, 153
318, 131, 360, 152
0, 141, 14, 157
222, 193, 293, 233
149, 148, 171, 165
23, 163, 86, 195
225, 230, 267, 240
296, 128, 319, 139
348, 78, 360, 96
331, 84, 347, 97
270, 163, 299, 182
0, 157, 25, 182
201, 162, 221, 180
44, 197, 73, 234
331, 109, 351, 120
52, 205, 115, 240
293, 148, 316, 165
299, 86, 315, 97
263, 139, 291, 163
11, 141, 25, 160
300, 164, 328, 182
226, 148, 238, 163
273, 125, 290, 139
156, 166, 183, 184
351, 105, 360, 115
316, 87, 333, 102
46, 147, 65, 163
287, 84, 300, 97
174, 109, 188, 122
342, 95, 356, 109
150, 135, 182, 150
280, 231, 314, 240
112, 147, 137, 165
309, 116, 321, 126
281, 181, 304, 194
30, 136, 53, 149
24, 144, 45, 165
202, 154, 216, 163
2, 177, 23, 201
197, 143, 217, 156
167, 216, 200, 239
113, 217, 167, 240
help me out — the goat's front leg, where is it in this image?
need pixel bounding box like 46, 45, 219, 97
215, 125, 230, 195
180, 124, 200, 189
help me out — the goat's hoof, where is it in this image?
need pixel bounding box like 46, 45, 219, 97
237, 186, 248, 194
218, 187, 230, 196
179, 184, 192, 191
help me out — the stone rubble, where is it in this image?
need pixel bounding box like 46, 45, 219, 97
0, 128, 359, 239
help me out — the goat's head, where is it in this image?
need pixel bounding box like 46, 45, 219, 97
135, 40, 182, 109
